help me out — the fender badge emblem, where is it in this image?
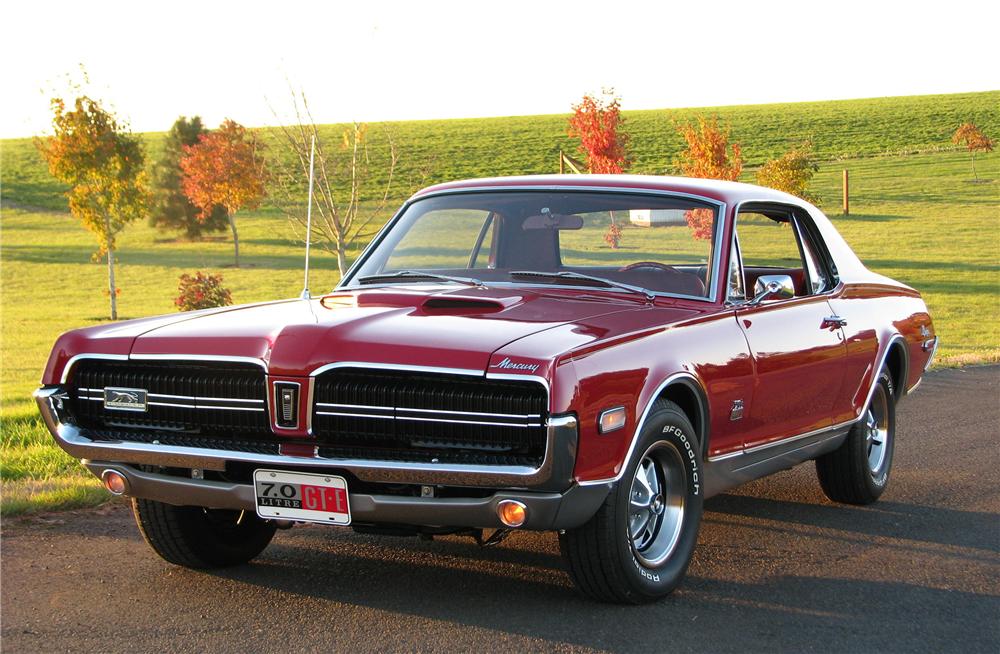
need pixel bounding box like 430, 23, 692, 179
490, 357, 540, 373
730, 399, 745, 421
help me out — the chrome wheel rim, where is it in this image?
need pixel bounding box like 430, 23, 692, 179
628, 441, 686, 567
866, 385, 890, 474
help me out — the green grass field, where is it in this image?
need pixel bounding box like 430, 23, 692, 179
2, 91, 998, 515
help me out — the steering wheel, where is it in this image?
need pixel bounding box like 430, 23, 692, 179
619, 261, 677, 273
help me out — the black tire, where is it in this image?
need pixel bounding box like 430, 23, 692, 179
132, 499, 277, 568
560, 400, 704, 604
816, 370, 896, 505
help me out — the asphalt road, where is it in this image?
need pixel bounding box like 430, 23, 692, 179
3, 366, 998, 653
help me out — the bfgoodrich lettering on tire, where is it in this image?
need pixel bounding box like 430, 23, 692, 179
560, 399, 703, 604
816, 370, 896, 505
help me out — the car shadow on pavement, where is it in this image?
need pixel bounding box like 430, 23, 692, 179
704, 494, 998, 555
200, 539, 997, 653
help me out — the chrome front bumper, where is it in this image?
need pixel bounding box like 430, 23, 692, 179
83, 461, 610, 530
35, 387, 578, 489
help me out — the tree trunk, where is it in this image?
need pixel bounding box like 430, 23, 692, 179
336, 240, 347, 278
104, 211, 118, 321
971, 152, 978, 181
228, 212, 240, 267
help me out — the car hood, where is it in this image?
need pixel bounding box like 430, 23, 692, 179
123, 286, 683, 377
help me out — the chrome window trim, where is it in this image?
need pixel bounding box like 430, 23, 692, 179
336, 185, 728, 304
728, 199, 844, 304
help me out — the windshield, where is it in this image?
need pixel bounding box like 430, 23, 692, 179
342, 190, 722, 300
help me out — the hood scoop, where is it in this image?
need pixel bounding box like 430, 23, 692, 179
420, 297, 504, 314
320, 290, 509, 314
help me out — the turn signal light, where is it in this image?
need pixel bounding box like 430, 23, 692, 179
599, 407, 627, 434
497, 500, 527, 528
102, 470, 129, 496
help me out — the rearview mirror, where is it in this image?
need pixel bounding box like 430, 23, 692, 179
748, 274, 795, 306
522, 213, 584, 230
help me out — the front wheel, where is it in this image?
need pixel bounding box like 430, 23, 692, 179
816, 370, 896, 505
560, 400, 703, 603
132, 499, 277, 568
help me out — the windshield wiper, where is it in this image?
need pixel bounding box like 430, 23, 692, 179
510, 270, 654, 302
357, 270, 486, 288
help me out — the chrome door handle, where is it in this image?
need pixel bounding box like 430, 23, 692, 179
822, 315, 847, 329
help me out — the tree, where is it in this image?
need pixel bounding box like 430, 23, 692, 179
567, 90, 631, 174
36, 96, 148, 320
675, 116, 743, 240
675, 116, 743, 181
952, 122, 994, 181
756, 142, 819, 203
149, 117, 229, 240
271, 90, 398, 277
180, 119, 267, 267
568, 90, 630, 248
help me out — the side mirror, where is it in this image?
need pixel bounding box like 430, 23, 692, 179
747, 274, 795, 306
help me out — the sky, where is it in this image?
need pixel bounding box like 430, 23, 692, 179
3, 0, 998, 138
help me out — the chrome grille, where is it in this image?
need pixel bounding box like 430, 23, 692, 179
69, 360, 269, 435
312, 368, 548, 464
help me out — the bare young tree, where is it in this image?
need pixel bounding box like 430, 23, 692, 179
271, 90, 398, 277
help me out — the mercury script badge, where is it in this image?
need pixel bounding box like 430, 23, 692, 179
490, 357, 540, 373
103, 387, 148, 412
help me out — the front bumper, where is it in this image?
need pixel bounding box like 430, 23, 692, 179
36, 387, 609, 530
84, 461, 610, 530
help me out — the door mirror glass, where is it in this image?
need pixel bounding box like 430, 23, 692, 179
749, 274, 795, 305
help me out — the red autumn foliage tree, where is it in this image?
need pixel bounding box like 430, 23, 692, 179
36, 96, 148, 320
952, 122, 994, 180
675, 116, 743, 240
568, 90, 631, 174
180, 119, 267, 267
568, 90, 631, 248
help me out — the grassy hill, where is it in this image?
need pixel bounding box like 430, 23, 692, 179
4, 91, 998, 210
1, 91, 998, 515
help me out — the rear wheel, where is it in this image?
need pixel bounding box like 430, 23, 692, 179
132, 499, 277, 568
560, 400, 703, 603
816, 370, 896, 505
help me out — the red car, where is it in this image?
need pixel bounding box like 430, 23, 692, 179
36, 175, 937, 603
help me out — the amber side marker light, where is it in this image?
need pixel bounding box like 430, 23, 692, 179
599, 407, 627, 434
102, 470, 129, 496
497, 500, 528, 528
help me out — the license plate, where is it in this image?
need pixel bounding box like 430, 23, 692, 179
253, 469, 351, 525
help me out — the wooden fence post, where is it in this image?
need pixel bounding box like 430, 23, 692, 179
842, 169, 850, 215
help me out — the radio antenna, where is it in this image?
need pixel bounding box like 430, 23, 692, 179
300, 134, 316, 300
